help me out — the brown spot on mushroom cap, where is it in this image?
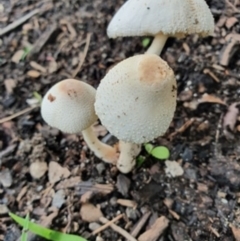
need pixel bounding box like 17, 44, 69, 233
47, 93, 56, 102
41, 79, 98, 134
138, 54, 170, 85
95, 54, 177, 144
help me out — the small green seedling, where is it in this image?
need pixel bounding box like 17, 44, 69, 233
9, 212, 88, 241
142, 37, 151, 48
144, 143, 170, 160
21, 46, 32, 60
33, 91, 42, 103
136, 155, 146, 167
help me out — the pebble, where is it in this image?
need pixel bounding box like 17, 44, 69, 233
89, 222, 101, 231
29, 161, 48, 179
52, 189, 66, 208
126, 207, 139, 220
96, 163, 105, 175
0, 204, 9, 214
0, 169, 13, 187
165, 160, 184, 178
109, 197, 118, 207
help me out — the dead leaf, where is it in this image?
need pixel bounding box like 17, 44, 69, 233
27, 70, 41, 78
30, 160, 48, 179
80, 203, 103, 222
48, 161, 70, 184
138, 216, 169, 241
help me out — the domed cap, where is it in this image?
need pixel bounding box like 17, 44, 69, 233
95, 54, 177, 144
41, 79, 98, 133
107, 0, 214, 38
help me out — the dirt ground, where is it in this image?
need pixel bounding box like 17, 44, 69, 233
0, 0, 240, 240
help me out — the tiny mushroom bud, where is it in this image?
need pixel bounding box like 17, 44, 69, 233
41, 79, 118, 164
95, 54, 177, 172
107, 0, 214, 55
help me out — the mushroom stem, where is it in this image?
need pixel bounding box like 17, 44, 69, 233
82, 126, 119, 164
145, 33, 168, 55
117, 141, 141, 173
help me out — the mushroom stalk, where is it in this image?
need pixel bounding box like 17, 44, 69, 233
145, 33, 168, 55
82, 126, 119, 164
117, 141, 141, 173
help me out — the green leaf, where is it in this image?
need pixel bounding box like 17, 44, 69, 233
9, 213, 88, 241
142, 38, 150, 48
21, 213, 30, 241
144, 143, 154, 154
21, 46, 32, 60
151, 146, 170, 160
136, 155, 146, 167
33, 91, 42, 103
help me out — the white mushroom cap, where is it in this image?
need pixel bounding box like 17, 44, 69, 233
107, 0, 214, 38
95, 54, 177, 144
41, 79, 98, 133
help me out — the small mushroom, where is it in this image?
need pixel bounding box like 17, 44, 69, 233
41, 79, 118, 164
95, 54, 177, 143
95, 54, 177, 171
107, 0, 214, 55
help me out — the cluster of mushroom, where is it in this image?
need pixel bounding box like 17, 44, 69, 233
41, 0, 214, 173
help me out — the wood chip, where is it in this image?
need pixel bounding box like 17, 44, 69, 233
27, 70, 41, 78
80, 203, 103, 222
48, 161, 70, 184
138, 216, 169, 241
30, 61, 47, 73
199, 93, 226, 105
231, 225, 240, 241
116, 199, 137, 208
11, 50, 24, 63
4, 79, 17, 94
225, 17, 238, 29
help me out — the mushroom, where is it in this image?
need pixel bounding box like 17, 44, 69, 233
107, 0, 214, 55
95, 54, 177, 171
41, 79, 118, 164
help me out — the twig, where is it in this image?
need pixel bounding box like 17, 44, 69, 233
99, 216, 137, 241
92, 214, 124, 235
225, 0, 240, 13
72, 33, 92, 78
0, 9, 39, 37
0, 105, 39, 124
130, 211, 151, 238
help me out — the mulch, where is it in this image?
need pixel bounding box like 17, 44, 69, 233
1, 0, 240, 240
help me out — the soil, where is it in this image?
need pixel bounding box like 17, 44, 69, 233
0, 0, 240, 241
